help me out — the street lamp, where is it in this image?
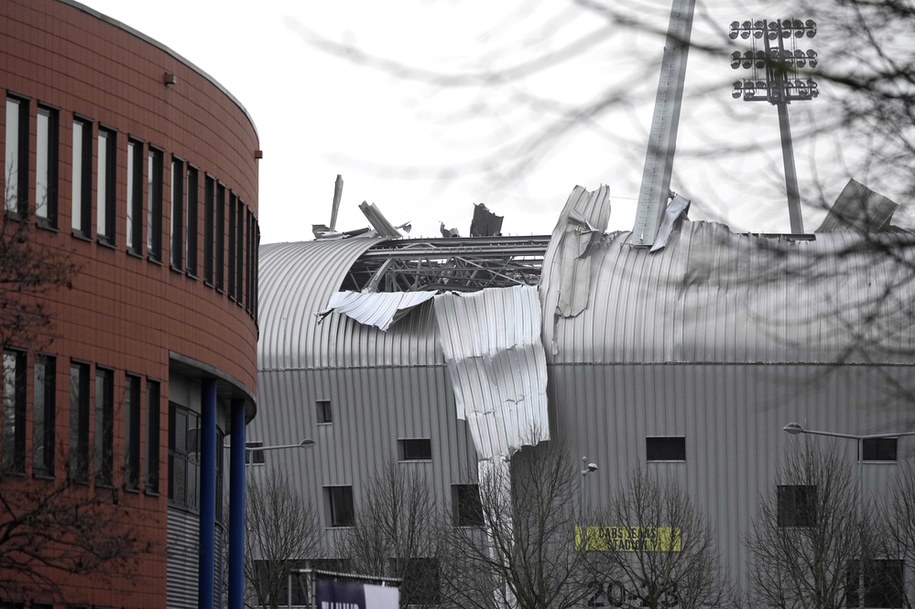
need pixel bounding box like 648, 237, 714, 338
579, 456, 598, 527
729, 18, 819, 234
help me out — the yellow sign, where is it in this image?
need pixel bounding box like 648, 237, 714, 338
575, 526, 682, 552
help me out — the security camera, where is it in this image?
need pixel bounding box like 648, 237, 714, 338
586, 463, 598, 472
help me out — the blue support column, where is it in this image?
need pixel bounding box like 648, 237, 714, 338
198, 379, 217, 609
228, 398, 247, 609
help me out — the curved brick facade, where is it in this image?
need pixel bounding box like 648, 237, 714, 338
0, 1, 259, 607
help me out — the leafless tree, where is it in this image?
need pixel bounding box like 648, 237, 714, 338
244, 468, 323, 609
746, 443, 888, 609
340, 462, 440, 608
439, 439, 590, 609
582, 470, 730, 609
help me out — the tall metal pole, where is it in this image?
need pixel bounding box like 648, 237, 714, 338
628, 0, 697, 247
776, 103, 803, 233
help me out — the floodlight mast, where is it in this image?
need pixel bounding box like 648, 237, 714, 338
729, 19, 819, 234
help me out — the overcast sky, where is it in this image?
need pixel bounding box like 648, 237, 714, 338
76, 0, 891, 244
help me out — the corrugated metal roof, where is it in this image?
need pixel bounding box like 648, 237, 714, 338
433, 286, 549, 459
321, 291, 436, 332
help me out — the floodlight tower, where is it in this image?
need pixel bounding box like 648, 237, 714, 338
729, 18, 819, 234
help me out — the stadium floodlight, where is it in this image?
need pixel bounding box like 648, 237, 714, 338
728, 17, 819, 234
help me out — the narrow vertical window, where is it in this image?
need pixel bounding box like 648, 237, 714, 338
253, 223, 260, 319
146, 148, 163, 261
33, 355, 56, 477
228, 193, 237, 299
215, 184, 225, 291
36, 106, 59, 227
146, 379, 160, 494
125, 374, 141, 490
96, 128, 116, 244
5, 97, 28, 216
68, 362, 90, 483
71, 118, 92, 237
170, 158, 184, 270
235, 199, 245, 301
186, 167, 198, 277
2, 349, 26, 473
203, 176, 214, 285
168, 402, 199, 511
95, 368, 114, 486
245, 210, 254, 312
126, 139, 143, 255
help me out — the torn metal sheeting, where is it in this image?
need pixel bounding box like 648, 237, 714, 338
319, 290, 436, 332
359, 201, 404, 238
815, 178, 898, 233
470, 203, 504, 237
649, 194, 691, 252
433, 285, 549, 460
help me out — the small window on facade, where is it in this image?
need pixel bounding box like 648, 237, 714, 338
33, 354, 56, 477
125, 374, 141, 490
126, 139, 143, 255
5, 96, 29, 216
394, 558, 440, 606
777, 484, 817, 527
168, 402, 200, 511
94, 368, 114, 486
68, 361, 91, 483
452, 484, 485, 527
2, 349, 26, 473
862, 438, 897, 462
146, 379, 160, 494
147, 148, 163, 261
846, 559, 905, 608
245, 441, 266, 465
228, 193, 237, 299
235, 198, 245, 301
399, 438, 432, 461
215, 184, 225, 291
203, 175, 215, 285
36, 105, 59, 227
186, 166, 198, 277
71, 118, 92, 237
316, 399, 332, 424
325, 485, 355, 527
96, 127, 116, 244
170, 158, 184, 270
646, 436, 686, 461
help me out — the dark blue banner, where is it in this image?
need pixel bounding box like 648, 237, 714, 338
315, 577, 366, 609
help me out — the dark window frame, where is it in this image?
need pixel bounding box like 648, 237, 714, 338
646, 436, 686, 462
452, 483, 485, 527
170, 157, 184, 271
168, 402, 200, 512
215, 183, 225, 291
5, 95, 29, 217
33, 354, 56, 477
316, 399, 332, 424
325, 485, 355, 527
245, 441, 266, 465
186, 165, 198, 277
862, 438, 897, 462
2, 349, 27, 473
71, 116, 93, 238
777, 484, 818, 527
846, 559, 905, 608
146, 379, 160, 494
96, 126, 117, 245
126, 138, 144, 256
124, 374, 141, 491
203, 175, 215, 285
68, 361, 91, 484
94, 367, 114, 486
399, 438, 433, 461
36, 104, 59, 228
235, 197, 245, 302
146, 147, 163, 262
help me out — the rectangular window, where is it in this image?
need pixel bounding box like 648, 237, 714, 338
96, 127, 116, 244
395, 558, 441, 606
36, 106, 59, 227
862, 438, 897, 462
168, 402, 199, 511
124, 374, 141, 490
847, 559, 905, 608
147, 148, 163, 261
245, 441, 265, 465
215, 184, 225, 291
71, 118, 92, 236
452, 484, 484, 527
170, 158, 184, 270
325, 485, 355, 527
2, 349, 26, 473
235, 198, 245, 301
245, 209, 254, 313
203, 176, 214, 284
146, 379, 160, 494
5, 96, 28, 216
94, 368, 114, 486
186, 167, 198, 276
68, 362, 90, 483
399, 438, 432, 461
126, 139, 143, 255
228, 193, 237, 299
33, 355, 56, 477
646, 436, 686, 461
777, 484, 817, 527
316, 399, 332, 424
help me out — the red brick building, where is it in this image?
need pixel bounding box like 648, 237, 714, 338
0, 1, 259, 607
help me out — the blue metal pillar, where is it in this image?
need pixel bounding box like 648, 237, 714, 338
228, 398, 247, 609
198, 379, 217, 609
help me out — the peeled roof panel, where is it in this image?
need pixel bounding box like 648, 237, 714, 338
433, 285, 549, 460
322, 291, 436, 331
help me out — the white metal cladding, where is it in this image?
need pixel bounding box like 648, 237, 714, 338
259, 240, 444, 371
322, 290, 436, 332
433, 286, 550, 459
541, 220, 915, 365
166, 508, 200, 609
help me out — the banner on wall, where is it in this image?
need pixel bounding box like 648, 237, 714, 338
314, 577, 399, 609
